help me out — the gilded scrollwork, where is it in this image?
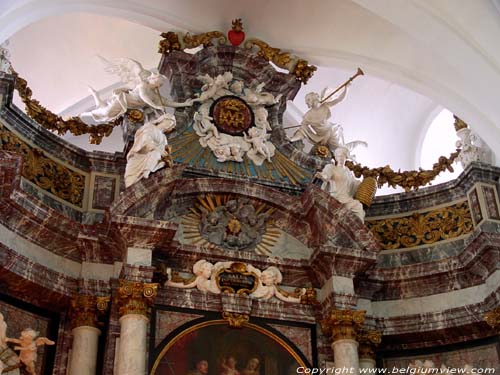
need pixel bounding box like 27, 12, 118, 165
183, 31, 227, 49
116, 280, 158, 317
484, 308, 500, 331
222, 312, 250, 328
345, 150, 460, 192
0, 126, 85, 206
321, 309, 366, 342
12, 71, 122, 145
69, 294, 110, 329
158, 31, 182, 54
366, 201, 473, 250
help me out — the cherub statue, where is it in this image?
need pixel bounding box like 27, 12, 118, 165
243, 82, 282, 106
315, 144, 366, 221
253, 107, 271, 132
193, 102, 220, 147
244, 127, 275, 165
80, 57, 192, 123
166, 259, 220, 294
250, 266, 305, 302
6, 328, 55, 375
124, 113, 175, 187
0, 40, 12, 73
456, 127, 488, 168
289, 86, 348, 150
192, 72, 234, 103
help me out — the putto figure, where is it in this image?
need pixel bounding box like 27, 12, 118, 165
80, 57, 191, 123
6, 328, 55, 375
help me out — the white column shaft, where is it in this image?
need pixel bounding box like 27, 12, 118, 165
116, 314, 149, 375
333, 339, 359, 374
359, 358, 376, 370
69, 326, 101, 375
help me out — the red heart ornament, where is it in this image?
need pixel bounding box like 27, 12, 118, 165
228, 30, 245, 47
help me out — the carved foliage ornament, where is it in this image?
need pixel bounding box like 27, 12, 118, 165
0, 125, 86, 206
357, 329, 382, 360
321, 309, 366, 342
222, 312, 250, 328
117, 280, 158, 317
69, 294, 110, 329
366, 201, 473, 250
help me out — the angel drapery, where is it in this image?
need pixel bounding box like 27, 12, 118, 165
79, 57, 191, 123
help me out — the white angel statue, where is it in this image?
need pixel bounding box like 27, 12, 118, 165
250, 266, 305, 303
124, 113, 176, 187
79, 57, 192, 123
6, 328, 55, 375
244, 127, 275, 165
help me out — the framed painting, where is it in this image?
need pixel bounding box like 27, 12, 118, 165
150, 320, 309, 375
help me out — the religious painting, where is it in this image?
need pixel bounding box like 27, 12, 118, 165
151, 321, 307, 375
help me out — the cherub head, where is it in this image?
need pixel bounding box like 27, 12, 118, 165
245, 358, 260, 371
261, 266, 282, 286
147, 72, 167, 88
193, 260, 213, 279
230, 80, 244, 95
20, 328, 38, 342
305, 92, 321, 108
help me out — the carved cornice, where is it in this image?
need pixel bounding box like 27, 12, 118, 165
366, 201, 473, 250
484, 307, 500, 331
357, 329, 382, 360
321, 309, 366, 342
116, 280, 158, 317
69, 294, 110, 329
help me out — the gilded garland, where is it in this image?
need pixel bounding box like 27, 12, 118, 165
12, 71, 123, 145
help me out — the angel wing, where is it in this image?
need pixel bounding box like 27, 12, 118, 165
35, 337, 55, 346
344, 140, 368, 152
97, 56, 151, 89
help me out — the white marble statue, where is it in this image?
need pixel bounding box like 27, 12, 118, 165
165, 259, 220, 294
80, 57, 192, 123
289, 86, 348, 150
456, 127, 489, 168
315, 145, 366, 221
166, 260, 306, 303
0, 40, 12, 73
192, 72, 233, 103
6, 328, 55, 375
254, 107, 271, 132
250, 266, 305, 302
244, 82, 282, 106
190, 72, 281, 165
244, 127, 275, 165
193, 102, 220, 147
124, 113, 175, 187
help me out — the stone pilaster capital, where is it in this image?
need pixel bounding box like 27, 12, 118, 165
116, 280, 158, 318
321, 309, 366, 342
357, 329, 382, 360
484, 307, 500, 331
69, 294, 110, 329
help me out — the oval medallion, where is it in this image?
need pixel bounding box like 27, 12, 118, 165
210, 95, 254, 135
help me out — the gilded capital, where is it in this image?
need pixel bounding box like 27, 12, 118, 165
357, 329, 382, 360
69, 294, 110, 329
117, 280, 158, 317
321, 309, 366, 342
484, 307, 500, 331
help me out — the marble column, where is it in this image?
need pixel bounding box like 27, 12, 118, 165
322, 309, 365, 374
115, 280, 158, 375
357, 329, 382, 370
68, 294, 110, 375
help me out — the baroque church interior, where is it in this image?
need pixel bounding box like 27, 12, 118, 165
1, 0, 500, 374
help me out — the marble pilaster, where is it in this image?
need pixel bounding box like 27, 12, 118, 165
322, 309, 365, 374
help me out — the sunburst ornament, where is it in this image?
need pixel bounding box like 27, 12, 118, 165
181, 194, 281, 256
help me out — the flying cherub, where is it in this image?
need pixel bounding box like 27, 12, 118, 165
6, 328, 55, 375
80, 57, 192, 123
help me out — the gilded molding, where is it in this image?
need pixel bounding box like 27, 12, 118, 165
366, 201, 473, 250
357, 329, 382, 360
484, 308, 500, 331
117, 280, 158, 317
345, 150, 460, 191
321, 309, 366, 342
222, 312, 250, 328
12, 71, 122, 145
183, 31, 227, 49
69, 294, 110, 329
0, 125, 86, 206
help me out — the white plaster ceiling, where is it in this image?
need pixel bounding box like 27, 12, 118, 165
2, 0, 499, 194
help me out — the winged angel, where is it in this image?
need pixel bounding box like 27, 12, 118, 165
6, 328, 55, 375
80, 57, 191, 123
